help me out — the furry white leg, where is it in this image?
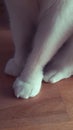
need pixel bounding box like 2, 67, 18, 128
13, 70, 43, 99
5, 0, 34, 76
12, 0, 73, 98
5, 58, 24, 76
44, 33, 73, 83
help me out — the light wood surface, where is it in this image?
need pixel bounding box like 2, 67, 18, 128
1, 28, 73, 130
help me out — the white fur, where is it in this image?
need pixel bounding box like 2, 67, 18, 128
5, 0, 73, 99
13, 70, 43, 98
44, 66, 73, 83
44, 34, 73, 83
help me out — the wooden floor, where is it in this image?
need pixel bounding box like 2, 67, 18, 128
1, 28, 73, 130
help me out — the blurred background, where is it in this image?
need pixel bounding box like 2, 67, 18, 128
0, 0, 9, 28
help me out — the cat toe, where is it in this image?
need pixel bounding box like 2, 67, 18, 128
49, 72, 64, 83
13, 78, 32, 99
43, 71, 57, 82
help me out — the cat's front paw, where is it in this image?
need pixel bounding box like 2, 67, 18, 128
13, 77, 42, 99
5, 58, 23, 76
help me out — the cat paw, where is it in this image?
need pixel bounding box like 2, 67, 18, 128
44, 67, 73, 83
13, 77, 42, 99
5, 58, 23, 76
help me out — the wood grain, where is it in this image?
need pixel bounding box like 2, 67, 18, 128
0, 28, 73, 130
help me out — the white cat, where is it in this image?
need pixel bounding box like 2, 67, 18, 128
5, 0, 73, 99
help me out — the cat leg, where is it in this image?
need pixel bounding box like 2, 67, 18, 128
13, 1, 73, 99
44, 35, 73, 83
5, 0, 34, 76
